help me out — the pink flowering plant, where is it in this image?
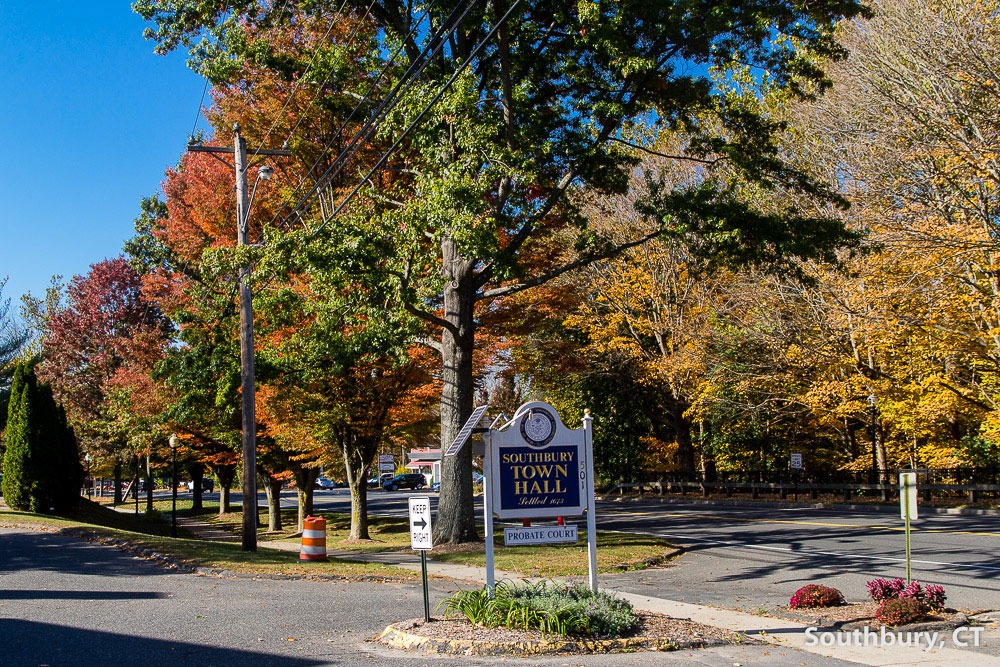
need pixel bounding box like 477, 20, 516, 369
876, 598, 927, 626
866, 578, 946, 612
789, 584, 845, 609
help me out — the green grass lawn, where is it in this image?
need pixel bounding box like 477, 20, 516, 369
0, 500, 413, 579
203, 508, 677, 577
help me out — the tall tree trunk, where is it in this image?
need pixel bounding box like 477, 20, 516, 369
433, 239, 479, 544
294, 467, 319, 533
145, 455, 154, 514
213, 464, 236, 515
671, 399, 695, 475
345, 452, 370, 540
699, 422, 717, 482
262, 473, 283, 532
113, 461, 123, 505
189, 462, 204, 511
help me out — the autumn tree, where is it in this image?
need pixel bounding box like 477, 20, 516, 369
23, 258, 171, 502
139, 0, 868, 542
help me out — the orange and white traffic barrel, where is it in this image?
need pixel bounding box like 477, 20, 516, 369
300, 516, 327, 561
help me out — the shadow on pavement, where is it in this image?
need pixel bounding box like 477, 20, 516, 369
0, 530, 169, 579
0, 619, 326, 666
0, 589, 167, 600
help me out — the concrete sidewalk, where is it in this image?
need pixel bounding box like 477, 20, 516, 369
173, 515, 998, 666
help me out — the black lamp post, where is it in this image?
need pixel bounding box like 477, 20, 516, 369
85, 454, 91, 500
170, 434, 179, 538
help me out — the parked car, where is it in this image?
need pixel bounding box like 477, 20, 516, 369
315, 476, 336, 490
430, 481, 440, 492
382, 473, 426, 491
186, 478, 215, 492
368, 472, 395, 488
472, 472, 484, 484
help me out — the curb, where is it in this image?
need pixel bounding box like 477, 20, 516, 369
838, 614, 969, 633
597, 495, 1000, 516
770, 606, 971, 632
378, 620, 725, 656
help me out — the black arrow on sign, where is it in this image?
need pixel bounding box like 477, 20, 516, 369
412, 517, 427, 530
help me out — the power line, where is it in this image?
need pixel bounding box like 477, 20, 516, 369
250, 0, 522, 297
306, 0, 524, 239
190, 79, 210, 139
253, 0, 467, 242
248, 0, 352, 162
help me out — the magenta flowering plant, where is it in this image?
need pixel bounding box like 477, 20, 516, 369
923, 585, 947, 611
789, 584, 845, 609
866, 578, 906, 602
866, 578, 946, 611
876, 598, 928, 626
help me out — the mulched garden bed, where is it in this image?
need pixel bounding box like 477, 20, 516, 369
774, 602, 968, 631
378, 611, 748, 656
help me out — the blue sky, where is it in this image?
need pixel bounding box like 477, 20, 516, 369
0, 2, 206, 313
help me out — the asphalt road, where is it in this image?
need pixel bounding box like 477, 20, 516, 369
152, 486, 1000, 611
302, 490, 1000, 612
0, 527, 849, 666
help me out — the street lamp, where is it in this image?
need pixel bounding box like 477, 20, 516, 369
169, 433, 179, 538
84, 453, 91, 500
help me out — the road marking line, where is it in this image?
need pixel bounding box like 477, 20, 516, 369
630, 530, 1000, 573
603, 510, 1000, 537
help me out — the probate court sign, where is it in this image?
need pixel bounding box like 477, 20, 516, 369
490, 401, 587, 519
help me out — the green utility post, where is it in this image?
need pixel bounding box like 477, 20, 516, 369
899, 472, 917, 583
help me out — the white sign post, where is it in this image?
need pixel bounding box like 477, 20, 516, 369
408, 496, 433, 621
482, 401, 598, 593
790, 453, 803, 469
379, 454, 395, 473
899, 472, 917, 583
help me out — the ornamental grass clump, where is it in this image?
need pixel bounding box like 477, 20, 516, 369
789, 584, 844, 609
875, 598, 927, 626
440, 582, 640, 638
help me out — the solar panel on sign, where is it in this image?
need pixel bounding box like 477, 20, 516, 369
445, 405, 489, 457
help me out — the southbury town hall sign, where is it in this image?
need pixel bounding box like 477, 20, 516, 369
447, 400, 598, 592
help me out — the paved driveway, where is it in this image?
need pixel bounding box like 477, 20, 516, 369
0, 527, 848, 666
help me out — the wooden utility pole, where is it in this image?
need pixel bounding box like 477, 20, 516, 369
188, 124, 290, 552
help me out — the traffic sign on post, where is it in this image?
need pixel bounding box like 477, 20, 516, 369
899, 472, 917, 583
900, 472, 917, 521
790, 453, 803, 469
408, 496, 433, 622
408, 496, 433, 550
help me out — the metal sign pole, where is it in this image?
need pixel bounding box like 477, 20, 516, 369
899, 472, 917, 583
420, 550, 430, 622
904, 494, 911, 583
583, 409, 597, 592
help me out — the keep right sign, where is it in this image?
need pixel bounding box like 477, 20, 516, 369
408, 496, 433, 550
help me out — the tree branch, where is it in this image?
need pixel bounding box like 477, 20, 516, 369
475, 229, 663, 301
937, 380, 995, 411
397, 255, 460, 337
415, 335, 443, 353
609, 137, 726, 166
